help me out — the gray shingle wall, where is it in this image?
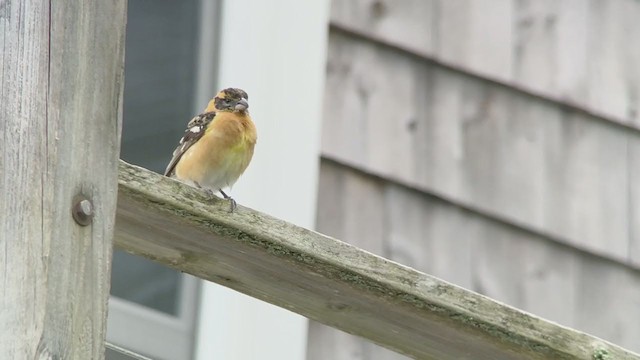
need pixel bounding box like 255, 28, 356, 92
309, 1, 640, 358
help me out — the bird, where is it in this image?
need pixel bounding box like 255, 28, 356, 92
164, 88, 257, 212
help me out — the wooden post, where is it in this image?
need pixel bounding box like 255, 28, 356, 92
0, 1, 126, 358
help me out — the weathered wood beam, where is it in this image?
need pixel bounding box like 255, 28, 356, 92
116, 160, 639, 360
0, 1, 126, 358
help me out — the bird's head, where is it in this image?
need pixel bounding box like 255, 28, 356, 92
205, 88, 249, 113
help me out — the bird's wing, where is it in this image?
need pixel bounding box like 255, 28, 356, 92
164, 111, 217, 177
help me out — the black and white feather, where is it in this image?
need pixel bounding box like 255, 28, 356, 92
164, 111, 216, 177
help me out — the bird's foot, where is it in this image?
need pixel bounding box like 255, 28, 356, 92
219, 189, 237, 213
204, 189, 216, 200
227, 198, 237, 213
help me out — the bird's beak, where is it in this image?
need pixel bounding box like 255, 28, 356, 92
235, 99, 249, 111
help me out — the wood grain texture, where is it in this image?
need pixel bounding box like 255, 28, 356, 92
330, 0, 640, 127
308, 160, 640, 358
115, 160, 638, 360
0, 1, 126, 358
323, 30, 635, 263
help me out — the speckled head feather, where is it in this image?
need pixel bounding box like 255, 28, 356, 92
205, 88, 249, 113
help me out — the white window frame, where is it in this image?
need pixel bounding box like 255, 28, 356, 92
107, 276, 200, 360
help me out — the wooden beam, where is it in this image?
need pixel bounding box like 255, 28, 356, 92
116, 160, 640, 360
0, 1, 126, 358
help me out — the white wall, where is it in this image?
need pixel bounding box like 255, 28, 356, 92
195, 1, 330, 359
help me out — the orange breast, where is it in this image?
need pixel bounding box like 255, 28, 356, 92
175, 112, 256, 190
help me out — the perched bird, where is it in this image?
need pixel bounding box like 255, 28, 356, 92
164, 88, 257, 212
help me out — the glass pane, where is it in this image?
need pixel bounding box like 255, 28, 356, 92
111, 0, 200, 316
110, 251, 182, 315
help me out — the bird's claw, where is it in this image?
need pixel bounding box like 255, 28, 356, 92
218, 189, 237, 213
204, 189, 216, 199
228, 198, 237, 213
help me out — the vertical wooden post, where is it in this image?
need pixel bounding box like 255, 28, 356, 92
0, 1, 127, 359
